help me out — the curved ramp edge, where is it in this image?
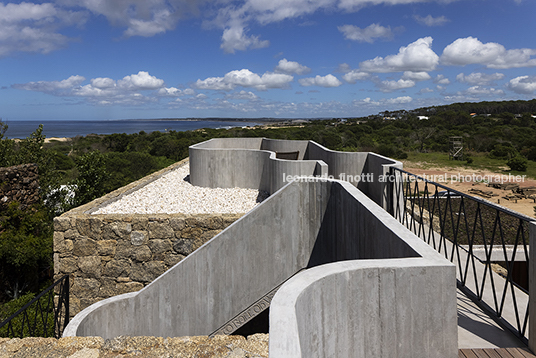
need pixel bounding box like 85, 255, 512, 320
269, 259, 458, 358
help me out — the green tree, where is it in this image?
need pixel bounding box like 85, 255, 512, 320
506, 155, 528, 172
0, 120, 15, 168
72, 151, 110, 206
0, 202, 53, 300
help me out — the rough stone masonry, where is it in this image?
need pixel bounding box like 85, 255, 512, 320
53, 159, 245, 317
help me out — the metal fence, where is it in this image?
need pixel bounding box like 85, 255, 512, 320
0, 275, 69, 339
389, 167, 532, 344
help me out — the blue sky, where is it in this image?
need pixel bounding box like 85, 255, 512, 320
0, 0, 535, 120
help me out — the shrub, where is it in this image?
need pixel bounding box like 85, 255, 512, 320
489, 143, 517, 159
72, 151, 110, 206
0, 291, 55, 338
0, 202, 53, 301
506, 155, 528, 172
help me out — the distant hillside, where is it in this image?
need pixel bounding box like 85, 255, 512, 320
413, 99, 536, 116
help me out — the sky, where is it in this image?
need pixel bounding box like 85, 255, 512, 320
0, 0, 535, 120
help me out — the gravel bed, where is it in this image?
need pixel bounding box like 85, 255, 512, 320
92, 163, 269, 215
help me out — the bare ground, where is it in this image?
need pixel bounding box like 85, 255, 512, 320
402, 161, 536, 219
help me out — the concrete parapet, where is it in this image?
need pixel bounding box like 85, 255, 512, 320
189, 138, 402, 209
64, 178, 457, 357
189, 138, 324, 194
270, 260, 457, 358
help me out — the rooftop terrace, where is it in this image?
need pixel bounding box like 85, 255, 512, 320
50, 138, 536, 357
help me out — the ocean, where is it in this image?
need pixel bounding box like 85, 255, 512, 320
1, 119, 264, 139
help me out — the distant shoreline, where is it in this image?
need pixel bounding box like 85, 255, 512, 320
44, 137, 72, 143
5, 118, 290, 140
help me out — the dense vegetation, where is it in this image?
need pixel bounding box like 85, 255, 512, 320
1, 99, 536, 332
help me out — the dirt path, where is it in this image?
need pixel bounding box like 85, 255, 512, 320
402, 161, 536, 219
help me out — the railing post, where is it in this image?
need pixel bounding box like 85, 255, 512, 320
529, 221, 536, 353
386, 166, 393, 215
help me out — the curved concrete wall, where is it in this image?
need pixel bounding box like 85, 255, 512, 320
189, 146, 272, 190
269, 259, 457, 358
260, 138, 309, 160
189, 138, 402, 209
189, 138, 326, 194
64, 179, 456, 358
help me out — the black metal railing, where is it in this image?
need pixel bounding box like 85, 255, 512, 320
0, 275, 69, 338
389, 167, 533, 344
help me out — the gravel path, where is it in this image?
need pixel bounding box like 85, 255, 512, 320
92, 163, 268, 215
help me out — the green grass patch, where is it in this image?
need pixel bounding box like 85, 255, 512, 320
404, 152, 536, 180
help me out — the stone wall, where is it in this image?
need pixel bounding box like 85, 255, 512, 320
0, 334, 269, 358
54, 159, 242, 317
0, 163, 40, 211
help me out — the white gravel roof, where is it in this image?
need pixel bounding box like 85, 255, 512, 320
92, 163, 268, 215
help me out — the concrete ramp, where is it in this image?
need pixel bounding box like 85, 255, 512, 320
64, 178, 456, 357
64, 179, 328, 338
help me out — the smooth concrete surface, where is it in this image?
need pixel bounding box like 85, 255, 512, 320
364, 150, 403, 210
64, 178, 457, 358
463, 245, 529, 262
457, 288, 526, 349
260, 138, 309, 160
270, 259, 457, 358
189, 138, 402, 206
189, 138, 323, 194
65, 179, 329, 338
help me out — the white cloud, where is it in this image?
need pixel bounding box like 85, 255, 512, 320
385, 96, 413, 104
402, 71, 431, 81
434, 74, 450, 85
359, 37, 439, 73
413, 15, 449, 26
226, 90, 260, 100
378, 79, 415, 92
338, 23, 393, 43
220, 25, 270, 53
342, 70, 370, 83
465, 86, 504, 96
210, 0, 454, 53
118, 71, 165, 90
353, 95, 413, 106
299, 74, 342, 87
12, 75, 86, 94
195, 69, 293, 91
0, 2, 86, 57
508, 76, 536, 94
0, 2, 57, 22
456, 72, 505, 85
441, 37, 536, 69
13, 71, 168, 105
275, 59, 311, 75
336, 63, 352, 73
419, 88, 434, 93
157, 87, 195, 97
359, 97, 380, 106
91, 77, 116, 89
62, 0, 205, 38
